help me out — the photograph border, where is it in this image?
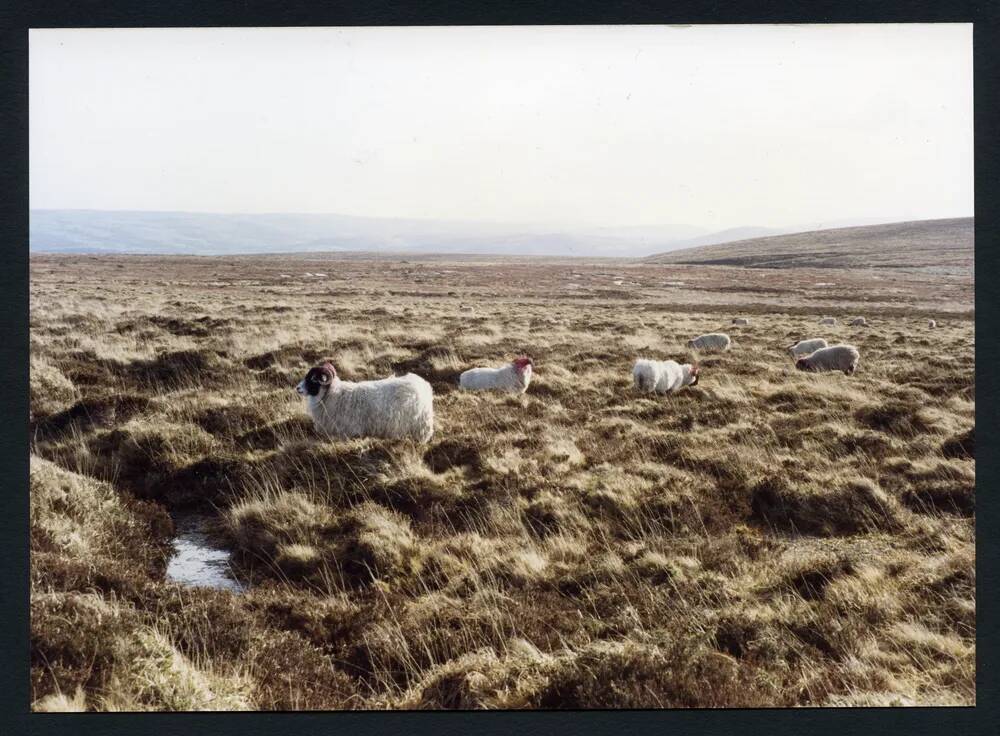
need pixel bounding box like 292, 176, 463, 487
2, 1, 997, 734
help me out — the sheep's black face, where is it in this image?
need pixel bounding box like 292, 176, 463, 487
795, 358, 813, 372
297, 363, 335, 398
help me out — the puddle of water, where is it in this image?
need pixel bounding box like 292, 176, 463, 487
165, 513, 246, 594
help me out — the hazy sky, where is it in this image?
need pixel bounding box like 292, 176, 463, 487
30, 25, 972, 231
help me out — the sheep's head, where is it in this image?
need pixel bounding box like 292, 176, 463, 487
297, 362, 336, 398
686, 362, 700, 387
686, 340, 696, 349
511, 356, 533, 388
795, 358, 814, 372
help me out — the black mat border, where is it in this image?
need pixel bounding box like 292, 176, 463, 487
1, 2, 996, 735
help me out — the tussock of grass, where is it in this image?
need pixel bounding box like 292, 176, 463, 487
101, 628, 254, 711
30, 255, 974, 709
30, 355, 79, 419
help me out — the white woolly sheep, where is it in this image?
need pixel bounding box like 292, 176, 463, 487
297, 362, 434, 442
731, 317, 751, 326
687, 333, 731, 352
818, 317, 837, 325
795, 345, 860, 375
459, 357, 533, 394
849, 317, 867, 326
633, 359, 700, 394
786, 338, 829, 357
928, 319, 937, 328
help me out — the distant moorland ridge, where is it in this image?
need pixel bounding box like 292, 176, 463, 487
644, 218, 973, 272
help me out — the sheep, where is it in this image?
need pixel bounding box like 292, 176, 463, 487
731, 317, 751, 326
296, 362, 434, 442
849, 317, 867, 327
818, 317, 837, 325
687, 333, 731, 352
633, 359, 700, 394
795, 345, 860, 375
786, 338, 829, 357
928, 319, 937, 328
459, 357, 533, 394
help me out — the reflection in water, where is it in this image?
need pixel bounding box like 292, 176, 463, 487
165, 513, 245, 593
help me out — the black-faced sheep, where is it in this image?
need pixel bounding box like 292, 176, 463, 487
296, 362, 434, 442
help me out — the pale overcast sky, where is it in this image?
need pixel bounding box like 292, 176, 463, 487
30, 24, 972, 231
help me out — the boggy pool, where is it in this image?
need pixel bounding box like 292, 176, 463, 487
165, 512, 246, 594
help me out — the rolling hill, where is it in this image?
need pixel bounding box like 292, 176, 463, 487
30, 209, 922, 259
644, 218, 974, 273
29, 209, 708, 258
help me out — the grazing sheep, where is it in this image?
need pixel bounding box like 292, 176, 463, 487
819, 317, 837, 325
296, 362, 434, 442
687, 333, 731, 352
459, 357, 533, 394
787, 338, 829, 357
928, 319, 937, 328
633, 359, 700, 394
795, 345, 861, 375
731, 317, 751, 326
849, 317, 867, 327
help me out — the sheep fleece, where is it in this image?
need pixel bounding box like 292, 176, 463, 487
306, 373, 434, 442
788, 338, 829, 357
459, 363, 532, 393
799, 345, 861, 374
633, 359, 696, 394
688, 333, 731, 351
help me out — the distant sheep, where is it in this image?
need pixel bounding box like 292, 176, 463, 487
459, 357, 533, 394
849, 317, 867, 326
787, 338, 829, 357
687, 333, 731, 352
297, 362, 434, 442
731, 318, 751, 326
795, 345, 860, 375
819, 317, 837, 325
633, 359, 700, 394
928, 319, 937, 328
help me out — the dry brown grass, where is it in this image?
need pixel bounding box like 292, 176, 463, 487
29, 254, 974, 710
